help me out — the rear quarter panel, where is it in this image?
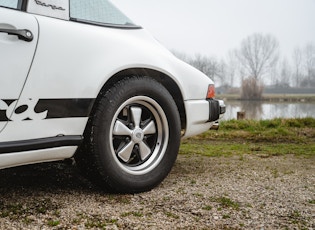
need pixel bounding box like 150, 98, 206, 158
21, 15, 213, 101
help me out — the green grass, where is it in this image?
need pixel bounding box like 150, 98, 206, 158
0, 198, 61, 225
210, 196, 240, 210
181, 118, 315, 157
47, 220, 60, 227
73, 213, 118, 229
121, 211, 143, 218
202, 205, 213, 211
164, 211, 179, 219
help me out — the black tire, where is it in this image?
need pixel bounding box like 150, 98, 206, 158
75, 76, 181, 193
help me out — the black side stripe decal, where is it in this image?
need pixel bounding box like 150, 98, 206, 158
0, 100, 16, 122
35, 99, 95, 119
0, 99, 95, 122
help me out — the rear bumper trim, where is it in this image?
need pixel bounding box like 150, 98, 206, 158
207, 99, 225, 122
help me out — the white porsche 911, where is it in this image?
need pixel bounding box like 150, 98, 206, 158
0, 0, 225, 193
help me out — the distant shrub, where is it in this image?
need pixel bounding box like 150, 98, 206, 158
241, 77, 264, 100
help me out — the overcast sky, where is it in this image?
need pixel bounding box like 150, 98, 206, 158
113, 0, 315, 59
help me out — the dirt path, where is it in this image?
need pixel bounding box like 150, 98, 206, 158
0, 154, 314, 229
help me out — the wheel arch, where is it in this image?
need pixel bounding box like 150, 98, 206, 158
91, 68, 186, 131
76, 73, 182, 193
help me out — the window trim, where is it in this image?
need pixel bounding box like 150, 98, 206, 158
70, 17, 142, 30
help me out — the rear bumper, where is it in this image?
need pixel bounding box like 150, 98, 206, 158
183, 99, 225, 138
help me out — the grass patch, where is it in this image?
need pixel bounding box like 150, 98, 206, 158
287, 210, 308, 226
222, 214, 231, 219
73, 213, 118, 228
0, 198, 62, 227
121, 211, 143, 218
180, 141, 315, 157
181, 118, 315, 157
309, 200, 315, 204
0, 198, 60, 221
202, 205, 213, 211
211, 196, 240, 210
47, 220, 60, 227
85, 218, 107, 229
165, 211, 179, 219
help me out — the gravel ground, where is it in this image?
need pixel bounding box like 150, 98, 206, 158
0, 153, 314, 229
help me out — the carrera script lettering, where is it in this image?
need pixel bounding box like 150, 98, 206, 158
34, 0, 65, 11
0, 99, 48, 121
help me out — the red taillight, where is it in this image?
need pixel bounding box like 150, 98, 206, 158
206, 84, 215, 99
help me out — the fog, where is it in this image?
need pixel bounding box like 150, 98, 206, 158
113, 0, 315, 58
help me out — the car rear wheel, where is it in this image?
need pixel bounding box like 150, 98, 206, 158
76, 76, 181, 193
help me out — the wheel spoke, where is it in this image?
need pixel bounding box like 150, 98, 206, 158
143, 120, 156, 135
113, 120, 132, 136
139, 142, 152, 160
131, 107, 142, 127
118, 141, 135, 162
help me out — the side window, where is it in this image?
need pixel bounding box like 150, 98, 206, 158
0, 0, 18, 9
70, 0, 137, 28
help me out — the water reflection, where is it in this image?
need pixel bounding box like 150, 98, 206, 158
224, 101, 315, 120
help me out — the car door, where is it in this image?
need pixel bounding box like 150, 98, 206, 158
0, 2, 39, 133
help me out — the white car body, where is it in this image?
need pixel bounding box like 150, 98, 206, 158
0, 0, 225, 192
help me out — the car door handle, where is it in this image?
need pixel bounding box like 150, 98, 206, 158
0, 28, 33, 42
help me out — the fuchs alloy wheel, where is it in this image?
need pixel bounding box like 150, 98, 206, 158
110, 96, 169, 175
76, 77, 181, 193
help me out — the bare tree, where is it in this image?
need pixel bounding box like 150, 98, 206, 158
226, 50, 239, 87
189, 54, 225, 84
237, 33, 279, 81
303, 43, 315, 87
269, 62, 280, 86
217, 59, 227, 85
190, 54, 214, 79
237, 33, 279, 99
171, 51, 227, 85
292, 47, 303, 87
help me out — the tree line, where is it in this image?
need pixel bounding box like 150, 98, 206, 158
173, 33, 315, 99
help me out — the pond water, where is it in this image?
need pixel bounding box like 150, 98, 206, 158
223, 101, 315, 120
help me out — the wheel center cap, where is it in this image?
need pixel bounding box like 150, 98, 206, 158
132, 128, 144, 143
